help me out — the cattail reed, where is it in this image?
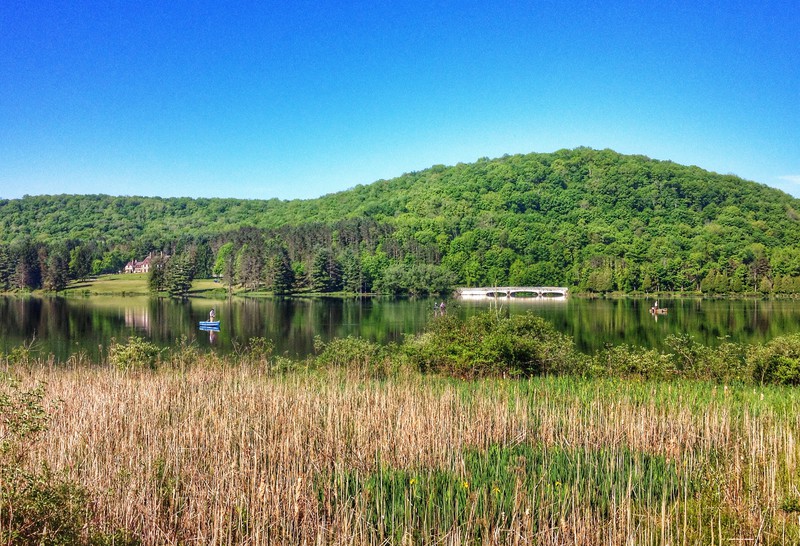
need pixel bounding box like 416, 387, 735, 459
4, 357, 800, 545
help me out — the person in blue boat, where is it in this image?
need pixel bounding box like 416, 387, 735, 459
209, 308, 216, 322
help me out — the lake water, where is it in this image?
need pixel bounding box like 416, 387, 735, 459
2, 295, 800, 362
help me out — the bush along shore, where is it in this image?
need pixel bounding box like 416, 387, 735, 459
3, 312, 800, 545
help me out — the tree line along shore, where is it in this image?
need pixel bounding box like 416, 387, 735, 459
3, 148, 800, 297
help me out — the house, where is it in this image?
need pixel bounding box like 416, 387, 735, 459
124, 254, 153, 274
124, 252, 168, 274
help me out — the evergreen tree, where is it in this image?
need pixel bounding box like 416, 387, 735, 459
714, 271, 730, 293
269, 245, 295, 295
731, 264, 748, 293
148, 255, 167, 293
292, 262, 307, 290
42, 244, 69, 292
11, 240, 41, 290
235, 243, 264, 290
165, 253, 194, 298
0, 245, 12, 290
750, 257, 771, 292
310, 248, 341, 293
193, 240, 214, 279
701, 269, 719, 294
339, 248, 362, 293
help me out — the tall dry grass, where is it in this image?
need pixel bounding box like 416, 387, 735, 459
6, 360, 800, 545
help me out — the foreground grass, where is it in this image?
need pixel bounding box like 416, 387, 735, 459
4, 356, 800, 545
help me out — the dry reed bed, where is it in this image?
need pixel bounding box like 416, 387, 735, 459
11, 364, 800, 545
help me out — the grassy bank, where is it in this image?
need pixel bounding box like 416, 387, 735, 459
57, 274, 361, 298
59, 274, 228, 297
57, 274, 380, 298
4, 353, 800, 544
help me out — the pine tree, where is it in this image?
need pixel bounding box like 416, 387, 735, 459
0, 245, 12, 290
11, 241, 41, 290
311, 248, 341, 293
270, 246, 295, 295
148, 255, 167, 293
339, 249, 362, 293
235, 243, 264, 290
700, 269, 718, 294
192, 240, 214, 279
42, 245, 69, 292
165, 254, 194, 298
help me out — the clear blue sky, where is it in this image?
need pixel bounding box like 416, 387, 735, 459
1, 0, 798, 200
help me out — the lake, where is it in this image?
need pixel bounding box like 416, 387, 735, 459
2, 295, 800, 362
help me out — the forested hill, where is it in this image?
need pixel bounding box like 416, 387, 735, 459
3, 147, 800, 295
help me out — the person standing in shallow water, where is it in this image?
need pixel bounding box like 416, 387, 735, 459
209, 308, 216, 322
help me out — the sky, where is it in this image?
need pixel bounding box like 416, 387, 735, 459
1, 0, 799, 201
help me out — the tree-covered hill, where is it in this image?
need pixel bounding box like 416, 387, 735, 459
0, 194, 286, 244
3, 147, 800, 295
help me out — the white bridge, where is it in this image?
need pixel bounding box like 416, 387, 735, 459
456, 286, 569, 298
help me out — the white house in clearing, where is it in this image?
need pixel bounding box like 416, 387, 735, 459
123, 252, 168, 274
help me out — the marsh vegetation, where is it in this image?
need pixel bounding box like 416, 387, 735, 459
3, 312, 800, 544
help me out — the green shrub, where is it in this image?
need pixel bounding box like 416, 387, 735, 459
664, 334, 748, 383
244, 336, 274, 365
404, 312, 586, 379
1, 464, 141, 545
2, 465, 88, 545
0, 375, 139, 545
316, 336, 391, 378
748, 334, 800, 385
702, 339, 748, 383
0, 377, 49, 459
108, 336, 162, 370
6, 338, 40, 366
169, 335, 200, 369
593, 344, 673, 380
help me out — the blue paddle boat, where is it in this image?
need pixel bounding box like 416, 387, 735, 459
199, 320, 220, 330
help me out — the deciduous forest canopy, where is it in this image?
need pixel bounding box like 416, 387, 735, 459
2, 148, 800, 295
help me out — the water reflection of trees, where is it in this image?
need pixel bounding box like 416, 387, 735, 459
4, 296, 800, 362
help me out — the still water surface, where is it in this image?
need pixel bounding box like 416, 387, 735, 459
1, 295, 800, 361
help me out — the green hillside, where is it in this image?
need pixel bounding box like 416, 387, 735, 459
2, 147, 800, 295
